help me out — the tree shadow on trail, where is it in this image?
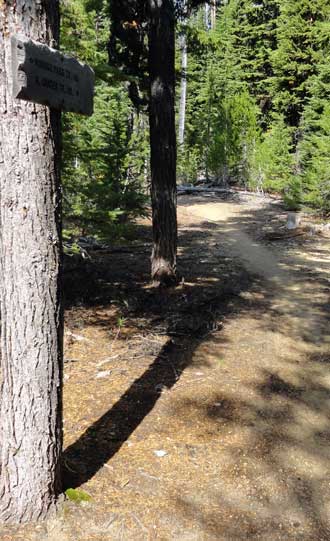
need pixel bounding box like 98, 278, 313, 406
179, 193, 330, 345
62, 210, 253, 489
63, 338, 188, 488
173, 359, 330, 541
62, 279, 248, 489
62, 195, 330, 539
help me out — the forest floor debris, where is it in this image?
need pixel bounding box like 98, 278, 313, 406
1, 193, 330, 540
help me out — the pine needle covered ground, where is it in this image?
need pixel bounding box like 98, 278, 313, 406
1, 193, 330, 540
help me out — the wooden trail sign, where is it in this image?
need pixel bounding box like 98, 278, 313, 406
11, 35, 94, 116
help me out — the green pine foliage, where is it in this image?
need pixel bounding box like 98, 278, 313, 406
299, 102, 330, 213
206, 90, 259, 185
61, 0, 148, 239
178, 1, 259, 185
60, 1, 330, 219
232, 0, 279, 125
296, 10, 330, 213
270, 0, 326, 128
177, 1, 330, 214
251, 115, 294, 193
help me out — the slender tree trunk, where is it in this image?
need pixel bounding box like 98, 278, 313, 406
211, 0, 216, 29
205, 3, 210, 30
148, 0, 177, 286
178, 31, 187, 147
0, 0, 63, 523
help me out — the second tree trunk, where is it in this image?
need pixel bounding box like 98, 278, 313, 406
148, 0, 178, 286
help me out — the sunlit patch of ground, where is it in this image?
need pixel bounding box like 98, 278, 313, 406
1, 194, 329, 540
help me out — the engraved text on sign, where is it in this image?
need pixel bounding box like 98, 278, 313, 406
11, 35, 94, 116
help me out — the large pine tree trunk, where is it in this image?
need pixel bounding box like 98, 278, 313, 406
148, 0, 177, 286
0, 1, 63, 523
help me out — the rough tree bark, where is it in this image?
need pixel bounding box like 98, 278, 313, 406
0, 0, 63, 523
148, 0, 178, 286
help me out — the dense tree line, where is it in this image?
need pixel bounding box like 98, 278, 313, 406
61, 0, 149, 240
179, 0, 330, 213
62, 1, 330, 221
62, 0, 207, 285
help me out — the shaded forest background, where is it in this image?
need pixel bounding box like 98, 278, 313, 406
61, 0, 330, 243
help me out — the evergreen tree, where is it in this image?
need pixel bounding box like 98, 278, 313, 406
271, 0, 327, 130
301, 106, 330, 213
61, 0, 148, 239
296, 10, 330, 212
62, 0, 330, 232
109, 0, 208, 285
252, 115, 294, 194
0, 0, 63, 523
232, 0, 279, 126
177, 9, 210, 182
179, 2, 259, 184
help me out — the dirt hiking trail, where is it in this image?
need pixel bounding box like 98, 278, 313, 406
183, 198, 330, 344
1, 194, 330, 541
